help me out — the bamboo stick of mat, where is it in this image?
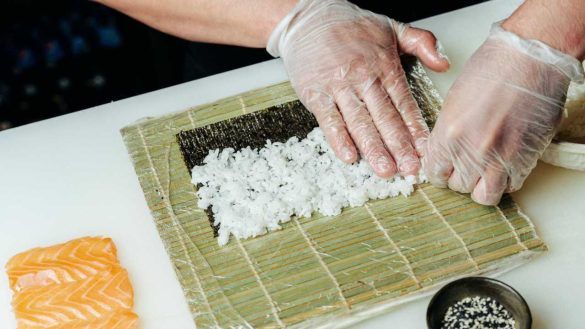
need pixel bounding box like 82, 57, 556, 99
121, 57, 546, 329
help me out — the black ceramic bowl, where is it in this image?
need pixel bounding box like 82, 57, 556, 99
427, 277, 531, 329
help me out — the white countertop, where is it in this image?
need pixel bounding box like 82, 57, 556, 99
1, 0, 584, 328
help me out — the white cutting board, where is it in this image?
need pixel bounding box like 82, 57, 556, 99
1, 0, 584, 328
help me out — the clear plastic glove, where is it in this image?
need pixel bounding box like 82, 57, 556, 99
267, 0, 449, 177
423, 23, 585, 205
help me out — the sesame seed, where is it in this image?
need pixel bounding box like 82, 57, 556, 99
441, 296, 515, 329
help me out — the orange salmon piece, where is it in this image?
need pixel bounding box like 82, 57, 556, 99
6, 237, 139, 329
13, 267, 134, 328
6, 237, 119, 293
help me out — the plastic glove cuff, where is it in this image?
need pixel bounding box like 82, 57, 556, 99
266, 2, 301, 57
490, 21, 585, 83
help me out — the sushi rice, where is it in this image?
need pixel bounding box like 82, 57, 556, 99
192, 127, 422, 246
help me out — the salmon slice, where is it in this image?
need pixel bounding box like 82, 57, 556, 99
48, 311, 138, 329
13, 267, 134, 328
6, 237, 119, 292
6, 237, 139, 329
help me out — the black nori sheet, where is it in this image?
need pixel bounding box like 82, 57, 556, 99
177, 100, 317, 169
176, 55, 439, 237
401, 55, 440, 130
177, 101, 318, 237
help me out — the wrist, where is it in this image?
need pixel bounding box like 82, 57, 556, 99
260, 0, 298, 48
502, 0, 585, 61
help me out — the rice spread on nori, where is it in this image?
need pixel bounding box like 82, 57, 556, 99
191, 127, 421, 246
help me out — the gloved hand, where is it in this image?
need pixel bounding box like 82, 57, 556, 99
267, 0, 449, 177
423, 23, 585, 205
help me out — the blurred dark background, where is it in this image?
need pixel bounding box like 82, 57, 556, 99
0, 0, 487, 131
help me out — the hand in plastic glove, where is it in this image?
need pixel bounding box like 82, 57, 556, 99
423, 23, 585, 205
267, 0, 449, 177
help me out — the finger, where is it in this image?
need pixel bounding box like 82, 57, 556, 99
447, 146, 482, 193
422, 137, 454, 188
506, 164, 532, 193
448, 167, 480, 194
380, 57, 429, 156
360, 80, 420, 176
334, 89, 397, 177
391, 20, 450, 72
303, 91, 358, 163
472, 167, 508, 206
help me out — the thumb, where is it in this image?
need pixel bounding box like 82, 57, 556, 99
391, 20, 450, 73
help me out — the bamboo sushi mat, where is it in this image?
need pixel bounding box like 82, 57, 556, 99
121, 58, 547, 329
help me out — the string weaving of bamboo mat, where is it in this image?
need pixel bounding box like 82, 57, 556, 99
121, 57, 546, 328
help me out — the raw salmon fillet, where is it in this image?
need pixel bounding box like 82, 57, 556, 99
5, 237, 139, 329
6, 237, 119, 292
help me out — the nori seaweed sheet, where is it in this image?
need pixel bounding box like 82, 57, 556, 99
401, 55, 441, 130
176, 55, 440, 237
176, 101, 318, 236
176, 100, 317, 169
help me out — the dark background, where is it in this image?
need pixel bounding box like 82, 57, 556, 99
0, 0, 487, 131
